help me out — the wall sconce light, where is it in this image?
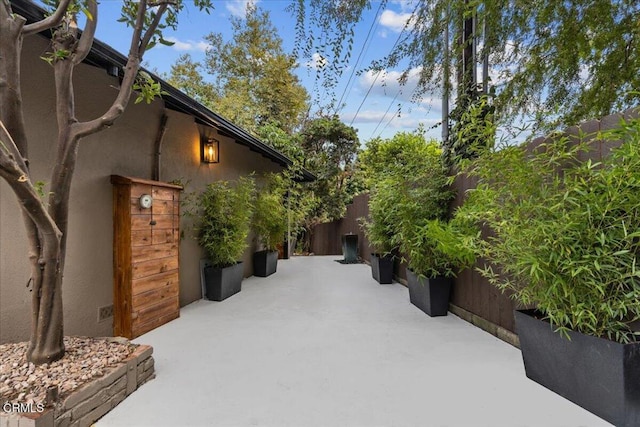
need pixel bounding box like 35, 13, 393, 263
201, 137, 220, 164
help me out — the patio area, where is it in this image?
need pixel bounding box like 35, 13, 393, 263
98, 255, 610, 427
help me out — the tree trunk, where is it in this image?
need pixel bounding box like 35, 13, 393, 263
306, 225, 315, 254
0, 1, 63, 363
1, 0, 179, 365
25, 59, 80, 364
26, 241, 65, 364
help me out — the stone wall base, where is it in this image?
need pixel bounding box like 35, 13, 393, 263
1, 343, 154, 427
389, 270, 521, 348
448, 304, 520, 348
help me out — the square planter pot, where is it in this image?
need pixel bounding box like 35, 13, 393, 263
406, 269, 452, 317
515, 309, 640, 427
253, 250, 278, 277
341, 234, 359, 263
370, 253, 394, 284
203, 261, 244, 301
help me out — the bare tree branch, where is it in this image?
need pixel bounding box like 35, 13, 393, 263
128, 0, 148, 57
0, 119, 28, 172
138, 3, 168, 55
73, 0, 172, 138
72, 0, 98, 66
0, 122, 61, 240
148, 1, 178, 7
71, 59, 138, 138
0, 3, 29, 158
23, 0, 73, 36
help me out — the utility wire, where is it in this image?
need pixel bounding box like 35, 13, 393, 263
335, 1, 385, 115
348, 1, 420, 127
377, 101, 403, 137
369, 88, 402, 139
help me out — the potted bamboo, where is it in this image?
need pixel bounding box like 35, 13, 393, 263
360, 178, 400, 284
403, 219, 475, 316
252, 174, 287, 277
359, 131, 451, 285
196, 177, 255, 301
458, 119, 640, 426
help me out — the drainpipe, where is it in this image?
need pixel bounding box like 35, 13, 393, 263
152, 114, 169, 181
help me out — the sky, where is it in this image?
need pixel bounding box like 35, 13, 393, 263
90, 0, 445, 145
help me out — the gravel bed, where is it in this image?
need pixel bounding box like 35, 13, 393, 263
0, 336, 137, 409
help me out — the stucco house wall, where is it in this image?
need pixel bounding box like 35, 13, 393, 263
0, 34, 283, 343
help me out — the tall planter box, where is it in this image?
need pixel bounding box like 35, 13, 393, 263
204, 261, 244, 301
253, 250, 278, 277
515, 309, 640, 427
406, 269, 452, 317
370, 253, 393, 284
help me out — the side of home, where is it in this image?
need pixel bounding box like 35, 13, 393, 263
0, 1, 311, 344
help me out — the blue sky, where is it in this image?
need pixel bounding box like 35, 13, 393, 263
90, 0, 444, 145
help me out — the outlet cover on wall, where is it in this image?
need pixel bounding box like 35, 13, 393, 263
98, 304, 114, 322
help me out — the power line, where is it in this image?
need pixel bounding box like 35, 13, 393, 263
334, 1, 385, 115
369, 88, 402, 139
348, 1, 420, 127
377, 101, 403, 138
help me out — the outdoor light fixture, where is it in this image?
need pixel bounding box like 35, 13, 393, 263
201, 137, 220, 164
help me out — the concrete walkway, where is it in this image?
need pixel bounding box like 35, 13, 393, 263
98, 256, 610, 427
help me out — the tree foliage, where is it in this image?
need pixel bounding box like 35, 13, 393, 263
166, 54, 218, 110
443, 94, 496, 168
255, 121, 305, 163
297, 115, 361, 251
291, 0, 640, 131
169, 3, 309, 134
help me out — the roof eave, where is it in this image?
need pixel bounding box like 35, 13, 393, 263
10, 0, 316, 183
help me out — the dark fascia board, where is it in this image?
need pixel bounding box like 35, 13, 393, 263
11, 0, 316, 183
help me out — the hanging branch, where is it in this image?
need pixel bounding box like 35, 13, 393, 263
23, 0, 72, 36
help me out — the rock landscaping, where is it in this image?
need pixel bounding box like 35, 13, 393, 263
0, 336, 154, 427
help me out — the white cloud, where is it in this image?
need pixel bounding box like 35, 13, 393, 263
342, 108, 442, 141
389, 0, 419, 13
226, 0, 259, 18
379, 9, 414, 33
305, 53, 328, 70
341, 110, 389, 124
164, 37, 210, 52
341, 108, 441, 128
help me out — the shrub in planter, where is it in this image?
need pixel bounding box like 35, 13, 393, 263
458, 118, 640, 425
196, 176, 255, 301
252, 173, 287, 277
359, 131, 452, 284
360, 178, 403, 283
404, 219, 476, 316
374, 139, 465, 316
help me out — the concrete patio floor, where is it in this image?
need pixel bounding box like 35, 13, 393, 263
98, 255, 611, 427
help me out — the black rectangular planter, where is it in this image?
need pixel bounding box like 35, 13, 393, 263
514, 309, 640, 426
406, 269, 452, 317
253, 250, 278, 277
204, 261, 244, 301
370, 253, 393, 284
